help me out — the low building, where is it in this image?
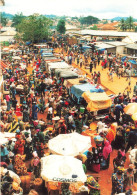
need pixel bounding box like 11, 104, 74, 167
107, 41, 127, 55
125, 44, 137, 56
0, 28, 16, 42
95, 42, 116, 54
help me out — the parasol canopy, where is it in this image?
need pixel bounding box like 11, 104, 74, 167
124, 103, 137, 115
132, 112, 137, 121
3, 47, 9, 51
48, 132, 91, 156
0, 132, 16, 145
41, 155, 87, 183
12, 56, 21, 60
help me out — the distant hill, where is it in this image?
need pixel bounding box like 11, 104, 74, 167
2, 12, 14, 19
112, 16, 137, 21
2, 12, 57, 19
44, 14, 57, 18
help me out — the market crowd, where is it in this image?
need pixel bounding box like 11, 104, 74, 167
1, 40, 137, 195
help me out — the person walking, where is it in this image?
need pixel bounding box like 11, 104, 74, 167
112, 167, 125, 195
101, 60, 104, 70
125, 128, 137, 153
90, 60, 93, 73
5, 93, 11, 111
98, 56, 100, 66
32, 102, 39, 120
134, 82, 137, 95
124, 82, 131, 97
80, 57, 83, 68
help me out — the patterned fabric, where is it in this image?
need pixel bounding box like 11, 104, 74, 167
112, 172, 124, 194
86, 176, 100, 190
7, 120, 19, 133
33, 157, 40, 166
14, 139, 25, 155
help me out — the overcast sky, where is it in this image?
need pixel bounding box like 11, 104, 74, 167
1, 0, 137, 19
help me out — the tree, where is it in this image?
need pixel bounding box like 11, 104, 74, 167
79, 16, 100, 25
12, 13, 26, 29
0, 13, 8, 26
126, 16, 134, 30
71, 17, 78, 20
17, 15, 53, 43
103, 20, 108, 24
90, 25, 98, 30
119, 18, 127, 31
56, 19, 66, 34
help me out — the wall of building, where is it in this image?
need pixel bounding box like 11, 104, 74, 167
116, 46, 125, 55
107, 47, 116, 54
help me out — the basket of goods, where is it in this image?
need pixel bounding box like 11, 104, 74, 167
86, 176, 100, 195
33, 178, 43, 192
69, 182, 84, 194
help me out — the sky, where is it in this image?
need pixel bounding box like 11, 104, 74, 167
1, 0, 137, 19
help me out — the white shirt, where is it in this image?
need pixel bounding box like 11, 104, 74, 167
48, 107, 53, 114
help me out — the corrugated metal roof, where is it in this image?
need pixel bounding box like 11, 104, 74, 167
95, 43, 115, 49
125, 44, 137, 50
106, 41, 127, 46
72, 30, 137, 38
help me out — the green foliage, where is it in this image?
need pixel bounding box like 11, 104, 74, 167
119, 16, 135, 31
126, 16, 135, 30
119, 18, 127, 31
90, 25, 98, 30
11, 13, 26, 29
79, 16, 100, 25
103, 20, 108, 24
60, 16, 66, 21
17, 15, 53, 43
71, 17, 78, 20
56, 19, 66, 34
135, 26, 137, 32
0, 13, 8, 26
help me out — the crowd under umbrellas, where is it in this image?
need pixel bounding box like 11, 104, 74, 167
1, 41, 137, 195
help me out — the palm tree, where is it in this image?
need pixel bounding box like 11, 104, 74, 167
119, 19, 127, 31
1, 13, 8, 26
126, 16, 134, 31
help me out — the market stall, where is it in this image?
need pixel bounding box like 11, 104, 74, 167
60, 71, 78, 80
64, 78, 87, 88
82, 91, 112, 112
70, 83, 104, 103
41, 155, 87, 194
48, 132, 91, 156
46, 61, 71, 72
55, 68, 72, 78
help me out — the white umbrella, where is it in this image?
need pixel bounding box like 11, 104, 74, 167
48, 132, 91, 156
41, 155, 87, 183
0, 132, 16, 145
3, 48, 9, 51
12, 56, 21, 60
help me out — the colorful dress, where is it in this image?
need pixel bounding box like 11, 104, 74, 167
112, 173, 124, 195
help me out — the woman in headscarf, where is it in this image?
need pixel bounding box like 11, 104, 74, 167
112, 166, 125, 195
102, 140, 112, 169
